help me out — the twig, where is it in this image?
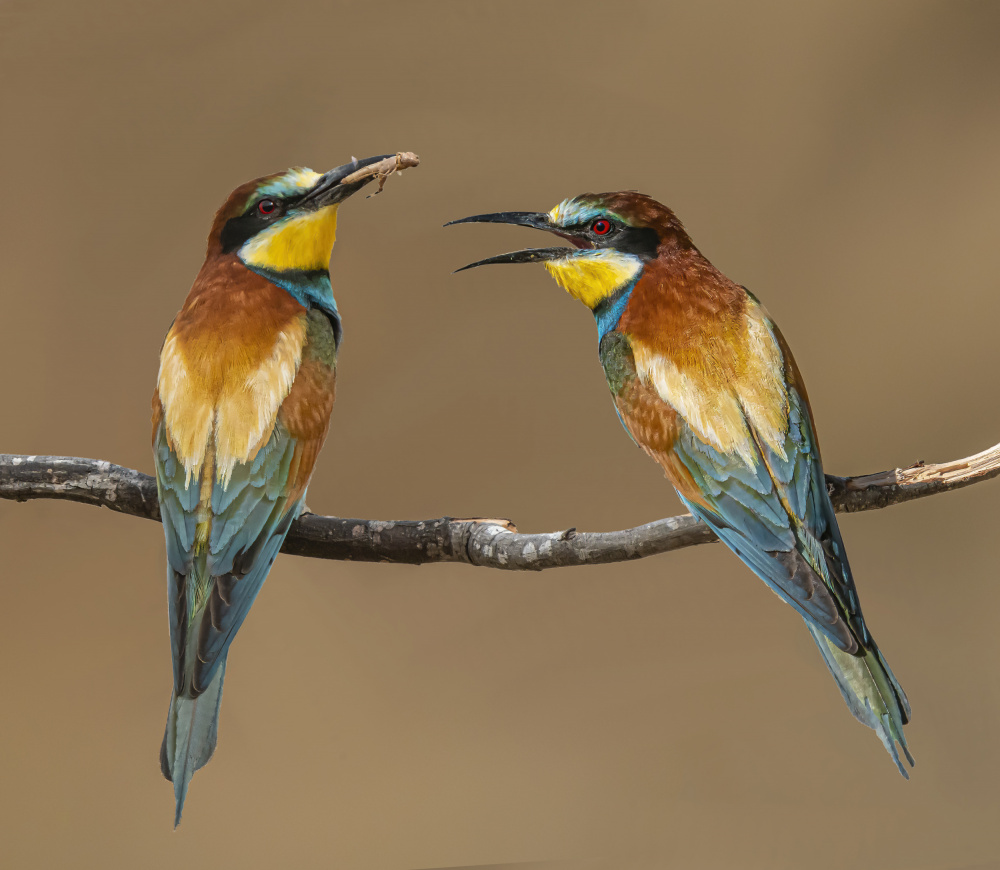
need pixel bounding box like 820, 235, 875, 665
2, 444, 998, 570
340, 151, 419, 195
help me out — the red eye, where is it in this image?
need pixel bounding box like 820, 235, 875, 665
592, 218, 612, 235
257, 199, 277, 216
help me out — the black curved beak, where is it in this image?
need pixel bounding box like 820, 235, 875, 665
454, 247, 572, 272
445, 211, 554, 231
446, 211, 573, 272
301, 154, 396, 208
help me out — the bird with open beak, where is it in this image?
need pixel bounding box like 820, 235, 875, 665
448, 192, 913, 777
153, 153, 417, 825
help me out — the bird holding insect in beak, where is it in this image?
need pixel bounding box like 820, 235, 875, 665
153, 153, 417, 826
448, 193, 913, 776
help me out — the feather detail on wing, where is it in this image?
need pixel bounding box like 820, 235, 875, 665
154, 400, 298, 694
153, 298, 337, 698
613, 307, 864, 654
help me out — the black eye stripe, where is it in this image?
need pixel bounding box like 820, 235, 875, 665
220, 212, 265, 253
613, 226, 659, 258
566, 219, 658, 259
220, 206, 280, 253
219, 188, 315, 253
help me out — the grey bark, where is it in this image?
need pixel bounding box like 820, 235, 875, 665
2, 444, 998, 571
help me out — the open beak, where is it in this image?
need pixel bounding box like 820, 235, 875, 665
451, 247, 572, 272
300, 154, 396, 208
445, 211, 574, 272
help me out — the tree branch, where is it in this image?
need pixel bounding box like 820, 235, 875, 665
2, 444, 998, 571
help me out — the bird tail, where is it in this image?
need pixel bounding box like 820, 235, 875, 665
160, 656, 227, 827
805, 622, 914, 777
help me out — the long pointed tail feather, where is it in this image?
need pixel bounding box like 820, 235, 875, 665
160, 657, 227, 827
805, 622, 913, 777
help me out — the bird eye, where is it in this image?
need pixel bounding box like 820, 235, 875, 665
257, 199, 278, 216
591, 218, 613, 235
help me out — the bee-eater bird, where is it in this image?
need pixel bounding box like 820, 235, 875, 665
152, 153, 415, 826
448, 193, 913, 776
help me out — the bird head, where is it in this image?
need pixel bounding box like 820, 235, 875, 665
207, 154, 398, 275
448, 192, 694, 310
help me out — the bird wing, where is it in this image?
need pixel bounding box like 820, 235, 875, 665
153, 308, 336, 696
153, 401, 304, 696
612, 310, 866, 654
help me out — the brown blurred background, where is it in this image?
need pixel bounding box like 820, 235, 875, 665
2, 1, 999, 867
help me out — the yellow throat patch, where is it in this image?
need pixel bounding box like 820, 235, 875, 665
543, 250, 642, 309
240, 204, 339, 272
